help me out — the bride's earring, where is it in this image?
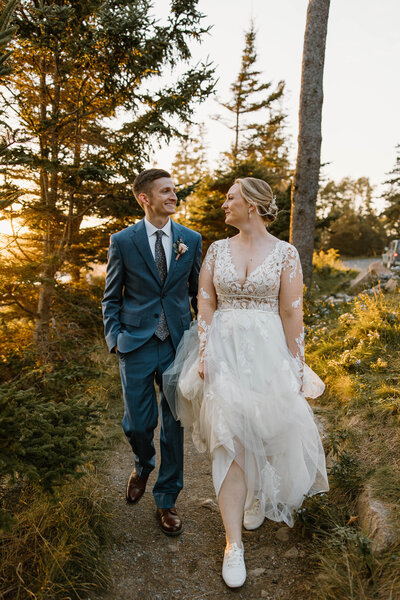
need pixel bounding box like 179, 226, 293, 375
248, 209, 252, 219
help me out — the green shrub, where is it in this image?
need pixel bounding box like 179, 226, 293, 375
0, 363, 103, 492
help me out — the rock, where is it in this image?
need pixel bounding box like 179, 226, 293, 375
261, 591, 270, 599
200, 498, 219, 512
327, 295, 344, 304
367, 285, 382, 294
275, 527, 290, 542
314, 413, 329, 439
384, 277, 399, 292
248, 567, 266, 577
167, 544, 179, 552
263, 545, 275, 557
284, 546, 299, 559
350, 262, 392, 290
357, 484, 396, 553
336, 292, 353, 301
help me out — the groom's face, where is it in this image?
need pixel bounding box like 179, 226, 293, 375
141, 177, 177, 219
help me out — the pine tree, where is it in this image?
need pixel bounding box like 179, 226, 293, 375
0, 0, 19, 211
383, 144, 400, 236
0, 0, 18, 80
181, 160, 291, 252
218, 22, 286, 168
315, 177, 386, 256
244, 107, 290, 185
171, 122, 208, 187
0, 0, 215, 354
177, 23, 291, 248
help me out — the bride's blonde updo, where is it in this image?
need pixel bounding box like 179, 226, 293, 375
235, 177, 278, 224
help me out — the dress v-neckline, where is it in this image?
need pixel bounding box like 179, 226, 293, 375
225, 238, 281, 288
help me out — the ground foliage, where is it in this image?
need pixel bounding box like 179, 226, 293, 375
301, 252, 400, 599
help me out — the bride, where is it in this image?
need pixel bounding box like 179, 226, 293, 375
163, 177, 329, 588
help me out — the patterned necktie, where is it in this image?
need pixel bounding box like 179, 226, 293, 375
154, 230, 169, 340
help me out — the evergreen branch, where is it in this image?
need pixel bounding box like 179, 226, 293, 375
0, 298, 36, 316
0, 0, 19, 31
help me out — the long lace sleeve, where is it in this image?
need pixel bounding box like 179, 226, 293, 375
198, 243, 218, 363
279, 244, 304, 382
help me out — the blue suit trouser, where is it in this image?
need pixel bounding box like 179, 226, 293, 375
118, 335, 183, 509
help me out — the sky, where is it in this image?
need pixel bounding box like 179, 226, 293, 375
150, 0, 400, 197
1, 0, 399, 240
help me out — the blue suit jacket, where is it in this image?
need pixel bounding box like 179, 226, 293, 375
102, 219, 202, 354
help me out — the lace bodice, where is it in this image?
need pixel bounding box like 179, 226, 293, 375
198, 237, 305, 382
209, 238, 290, 312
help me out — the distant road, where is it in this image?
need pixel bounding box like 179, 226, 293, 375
341, 257, 381, 272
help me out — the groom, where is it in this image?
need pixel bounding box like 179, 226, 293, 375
102, 168, 202, 535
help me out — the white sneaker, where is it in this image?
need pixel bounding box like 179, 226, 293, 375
222, 542, 246, 588
243, 498, 265, 530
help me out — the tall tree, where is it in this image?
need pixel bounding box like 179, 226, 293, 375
383, 144, 400, 236
315, 177, 386, 256
290, 0, 330, 288
0, 0, 18, 80
0, 0, 19, 210
180, 160, 291, 252
0, 0, 215, 354
218, 22, 286, 167
244, 108, 290, 185
171, 122, 208, 187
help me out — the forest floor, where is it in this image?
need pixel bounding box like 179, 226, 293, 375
90, 420, 321, 600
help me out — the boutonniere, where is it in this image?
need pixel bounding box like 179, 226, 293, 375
173, 237, 189, 261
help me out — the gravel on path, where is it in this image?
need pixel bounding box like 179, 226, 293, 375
92, 423, 319, 600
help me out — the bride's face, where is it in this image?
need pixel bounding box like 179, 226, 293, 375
222, 183, 250, 227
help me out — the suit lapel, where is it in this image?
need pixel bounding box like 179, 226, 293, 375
163, 220, 181, 289
130, 219, 162, 286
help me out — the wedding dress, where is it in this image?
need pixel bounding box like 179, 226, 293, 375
163, 238, 329, 527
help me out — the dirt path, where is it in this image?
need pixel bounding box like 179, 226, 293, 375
92, 425, 318, 600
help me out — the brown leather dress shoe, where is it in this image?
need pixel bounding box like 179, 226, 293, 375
126, 470, 148, 504
156, 508, 183, 536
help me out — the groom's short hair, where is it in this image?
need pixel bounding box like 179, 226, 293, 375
133, 168, 171, 206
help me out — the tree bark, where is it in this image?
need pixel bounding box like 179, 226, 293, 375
290, 0, 330, 289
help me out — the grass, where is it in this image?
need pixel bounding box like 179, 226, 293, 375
0, 476, 111, 600
301, 253, 400, 599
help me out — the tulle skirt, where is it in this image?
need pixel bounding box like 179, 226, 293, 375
163, 308, 329, 527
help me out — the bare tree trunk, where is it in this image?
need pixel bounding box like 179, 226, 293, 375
290, 0, 330, 289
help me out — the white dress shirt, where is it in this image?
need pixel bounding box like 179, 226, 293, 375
144, 217, 172, 271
